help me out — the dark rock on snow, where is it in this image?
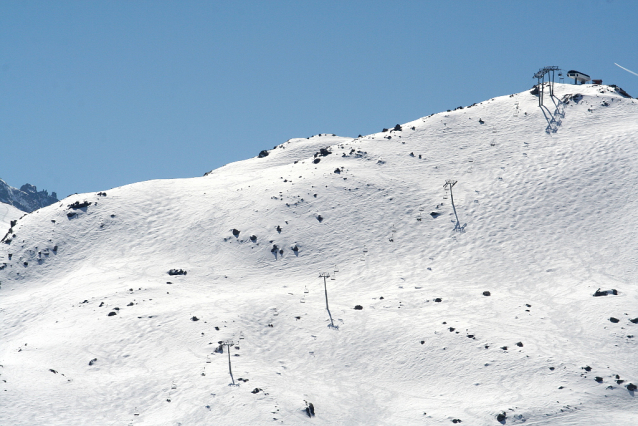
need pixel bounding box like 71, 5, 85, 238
315, 148, 332, 157
68, 201, 91, 209
305, 402, 315, 417
594, 288, 618, 296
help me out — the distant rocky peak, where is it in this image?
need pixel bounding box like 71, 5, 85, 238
0, 179, 59, 212
19, 183, 57, 200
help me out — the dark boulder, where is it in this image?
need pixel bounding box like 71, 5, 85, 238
483, 291, 491, 296
258, 150, 269, 158
305, 402, 315, 417
68, 201, 91, 209
354, 305, 363, 310
594, 288, 618, 296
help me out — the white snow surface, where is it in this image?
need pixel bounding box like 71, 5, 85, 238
1, 84, 637, 425
0, 202, 23, 235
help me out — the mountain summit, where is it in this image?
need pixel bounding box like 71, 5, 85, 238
1, 83, 637, 425
0, 179, 58, 213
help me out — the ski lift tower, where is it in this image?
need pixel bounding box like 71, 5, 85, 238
533, 66, 560, 107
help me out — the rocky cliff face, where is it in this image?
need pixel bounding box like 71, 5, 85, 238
0, 179, 58, 212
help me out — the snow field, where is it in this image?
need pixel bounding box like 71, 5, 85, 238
1, 83, 637, 425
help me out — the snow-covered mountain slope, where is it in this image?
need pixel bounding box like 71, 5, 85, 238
1, 83, 637, 425
0, 202, 23, 235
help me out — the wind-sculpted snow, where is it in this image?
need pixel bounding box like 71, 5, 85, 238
1, 84, 637, 425
0, 202, 23, 235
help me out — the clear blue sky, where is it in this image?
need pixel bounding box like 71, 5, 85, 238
2, 0, 637, 199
